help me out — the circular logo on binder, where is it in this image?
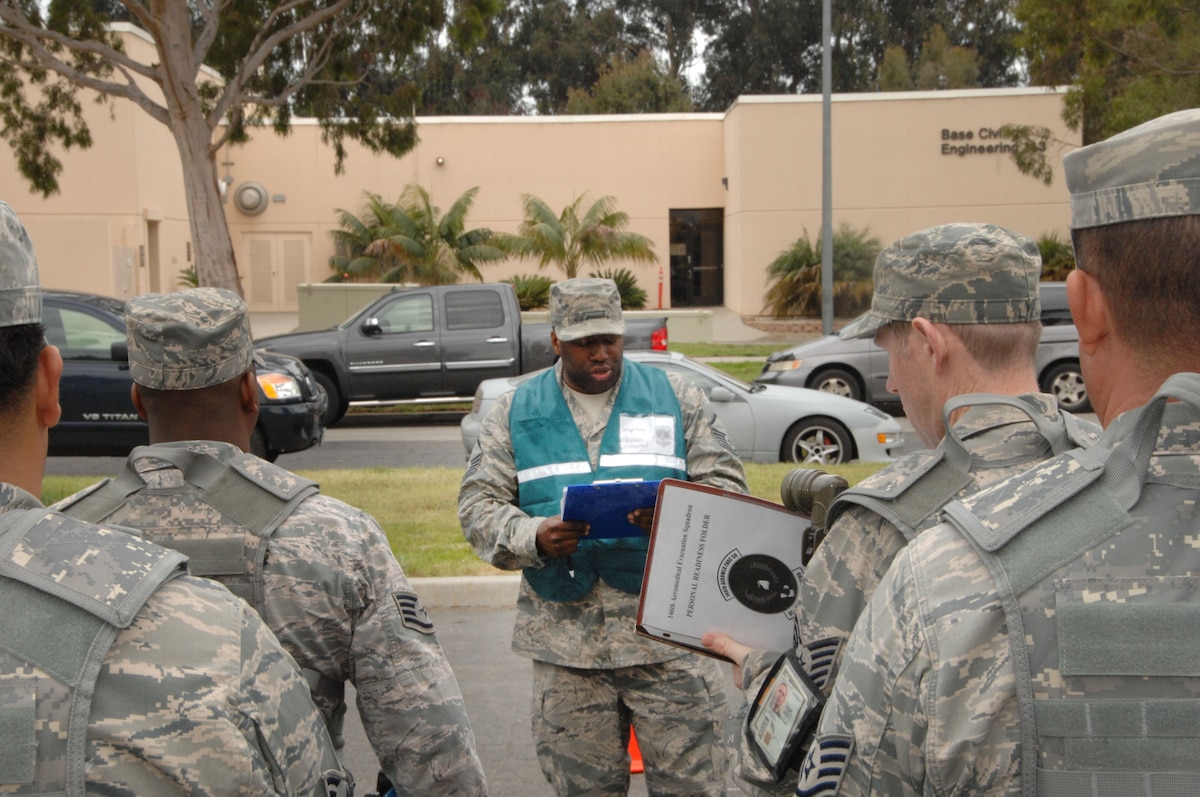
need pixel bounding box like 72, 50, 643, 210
728, 554, 798, 614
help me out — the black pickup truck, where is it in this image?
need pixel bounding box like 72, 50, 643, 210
256, 283, 669, 426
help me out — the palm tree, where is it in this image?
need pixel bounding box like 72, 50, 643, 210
499, 193, 658, 278
328, 186, 506, 284
763, 223, 882, 317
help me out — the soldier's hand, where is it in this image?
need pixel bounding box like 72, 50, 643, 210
536, 516, 588, 558
702, 631, 752, 684
627, 506, 655, 534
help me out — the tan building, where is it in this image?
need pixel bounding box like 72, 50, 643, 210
0, 25, 1077, 321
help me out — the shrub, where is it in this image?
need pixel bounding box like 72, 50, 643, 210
502, 274, 554, 309
589, 267, 648, 309
1038, 231, 1075, 281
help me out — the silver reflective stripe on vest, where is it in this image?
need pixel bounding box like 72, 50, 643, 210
599, 453, 687, 471
517, 461, 592, 484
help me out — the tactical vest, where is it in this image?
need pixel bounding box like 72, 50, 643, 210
944, 373, 1200, 797
53, 445, 349, 744
512, 360, 687, 601
827, 393, 1096, 543
0, 507, 185, 796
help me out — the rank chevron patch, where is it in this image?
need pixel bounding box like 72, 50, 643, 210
795, 734, 852, 797
394, 590, 435, 634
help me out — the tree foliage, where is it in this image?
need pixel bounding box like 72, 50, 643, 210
696, 0, 1018, 111
498, 193, 659, 279
1008, 0, 1200, 181
565, 51, 693, 114
874, 25, 979, 90
762, 223, 881, 318
0, 0, 498, 292
329, 186, 507, 284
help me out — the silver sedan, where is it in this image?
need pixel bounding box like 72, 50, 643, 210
461, 350, 904, 465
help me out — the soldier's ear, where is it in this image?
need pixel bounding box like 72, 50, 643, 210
130, 383, 148, 421
36, 344, 62, 430
240, 371, 260, 416
1067, 270, 1108, 351
910, 317, 945, 365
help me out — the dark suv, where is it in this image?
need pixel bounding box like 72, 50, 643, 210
754, 282, 1090, 413
45, 290, 326, 461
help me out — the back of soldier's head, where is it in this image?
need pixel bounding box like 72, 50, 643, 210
0, 200, 45, 416
125, 287, 261, 400
839, 222, 1044, 367
1065, 109, 1200, 354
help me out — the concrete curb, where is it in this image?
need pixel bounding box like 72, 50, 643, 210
411, 575, 521, 609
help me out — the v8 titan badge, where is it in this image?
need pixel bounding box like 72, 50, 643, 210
719, 551, 800, 614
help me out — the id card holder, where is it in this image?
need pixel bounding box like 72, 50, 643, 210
746, 650, 825, 781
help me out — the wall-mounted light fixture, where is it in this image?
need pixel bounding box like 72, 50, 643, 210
721, 177, 728, 189
436, 156, 445, 166
234, 182, 269, 216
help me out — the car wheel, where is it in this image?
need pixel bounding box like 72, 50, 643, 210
810, 368, 862, 402
249, 427, 280, 463
313, 370, 348, 427
781, 417, 854, 465
1041, 361, 1091, 413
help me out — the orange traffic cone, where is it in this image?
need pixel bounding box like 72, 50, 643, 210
628, 727, 644, 774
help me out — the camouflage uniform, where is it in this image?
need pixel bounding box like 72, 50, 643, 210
0, 201, 346, 796
459, 278, 747, 797
54, 288, 487, 797
796, 108, 1200, 797
733, 396, 1098, 795
725, 223, 1100, 795
0, 484, 347, 796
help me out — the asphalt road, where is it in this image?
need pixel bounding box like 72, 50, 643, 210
44, 412, 472, 477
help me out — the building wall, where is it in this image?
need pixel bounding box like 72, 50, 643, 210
0, 28, 1078, 318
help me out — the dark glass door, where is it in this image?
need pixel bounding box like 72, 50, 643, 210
669, 209, 724, 307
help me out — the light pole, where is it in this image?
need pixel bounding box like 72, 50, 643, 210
820, 0, 834, 336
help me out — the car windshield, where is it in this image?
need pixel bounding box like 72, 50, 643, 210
666, 356, 756, 391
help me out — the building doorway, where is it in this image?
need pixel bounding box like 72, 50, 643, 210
669, 209, 724, 307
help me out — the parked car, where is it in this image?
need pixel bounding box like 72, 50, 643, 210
44, 290, 327, 461
754, 282, 1091, 413
461, 350, 904, 465
255, 283, 669, 427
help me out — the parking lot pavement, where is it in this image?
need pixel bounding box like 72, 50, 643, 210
338, 602, 747, 797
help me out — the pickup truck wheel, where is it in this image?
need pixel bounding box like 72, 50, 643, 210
782, 417, 854, 465
313, 371, 348, 427
249, 427, 280, 463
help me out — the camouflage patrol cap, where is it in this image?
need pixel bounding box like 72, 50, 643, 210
126, 287, 263, 390
1065, 109, 1200, 229
839, 222, 1042, 340
0, 200, 41, 328
550, 278, 625, 341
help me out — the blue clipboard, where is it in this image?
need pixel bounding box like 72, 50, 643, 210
560, 480, 662, 539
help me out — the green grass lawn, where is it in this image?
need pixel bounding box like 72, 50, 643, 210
42, 461, 884, 577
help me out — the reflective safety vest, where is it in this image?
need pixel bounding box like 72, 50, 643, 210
827, 393, 1097, 542
0, 508, 185, 796
944, 374, 1200, 797
53, 445, 349, 744
512, 360, 687, 602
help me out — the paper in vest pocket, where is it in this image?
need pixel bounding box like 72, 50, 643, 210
636, 478, 810, 656
560, 480, 662, 539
